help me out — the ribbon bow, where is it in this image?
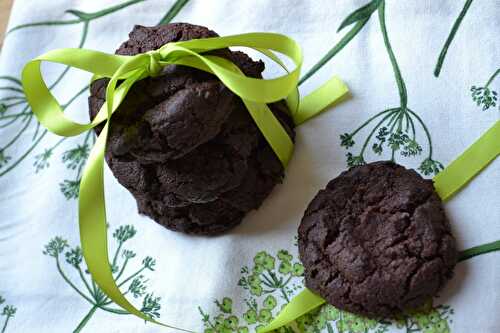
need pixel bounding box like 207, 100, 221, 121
22, 32, 349, 331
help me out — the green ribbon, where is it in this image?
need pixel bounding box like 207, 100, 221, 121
434, 120, 500, 201
22, 32, 349, 331
259, 120, 500, 333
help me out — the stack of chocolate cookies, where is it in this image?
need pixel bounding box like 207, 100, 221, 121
89, 23, 294, 235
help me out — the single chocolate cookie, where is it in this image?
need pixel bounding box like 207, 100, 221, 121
298, 161, 457, 317
89, 23, 294, 235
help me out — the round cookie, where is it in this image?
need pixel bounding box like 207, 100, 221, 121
88, 23, 295, 235
298, 161, 457, 317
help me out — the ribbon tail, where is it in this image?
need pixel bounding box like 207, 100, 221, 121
258, 288, 326, 333
243, 99, 294, 167
294, 76, 349, 125
78, 124, 194, 332
434, 120, 500, 201
78, 123, 146, 318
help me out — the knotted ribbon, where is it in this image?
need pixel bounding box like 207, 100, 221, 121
22, 32, 349, 331
259, 119, 500, 332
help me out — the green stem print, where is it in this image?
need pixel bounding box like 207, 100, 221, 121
7, 0, 146, 33
458, 240, 500, 262
470, 68, 499, 111
158, 0, 191, 25
298, 0, 381, 86
0, 0, 190, 199
74, 306, 98, 333
0, 296, 17, 333
434, 0, 474, 77
318, 0, 443, 175
43, 225, 161, 333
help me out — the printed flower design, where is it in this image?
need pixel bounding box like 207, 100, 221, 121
470, 68, 499, 111
59, 179, 81, 200
399, 301, 453, 333
471, 86, 497, 111
199, 249, 305, 332
278, 260, 292, 275
33, 149, 53, 172
263, 295, 277, 310
291, 263, 304, 277
0, 295, 17, 333
198, 246, 454, 333
62, 144, 90, 170
243, 309, 258, 325
334, 1, 443, 176
254, 251, 276, 271
240, 251, 304, 302
419, 158, 445, 177
43, 225, 162, 332
295, 0, 444, 176
216, 297, 233, 314
277, 250, 293, 262
258, 309, 272, 323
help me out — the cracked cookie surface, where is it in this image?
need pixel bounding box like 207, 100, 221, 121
298, 161, 457, 317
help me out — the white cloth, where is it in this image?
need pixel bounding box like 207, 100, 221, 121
0, 1, 499, 332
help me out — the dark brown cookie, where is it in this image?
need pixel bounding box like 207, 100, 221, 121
111, 103, 292, 235
298, 161, 457, 318
88, 23, 294, 235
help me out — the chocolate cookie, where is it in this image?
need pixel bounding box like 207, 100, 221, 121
298, 161, 457, 317
89, 23, 294, 235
